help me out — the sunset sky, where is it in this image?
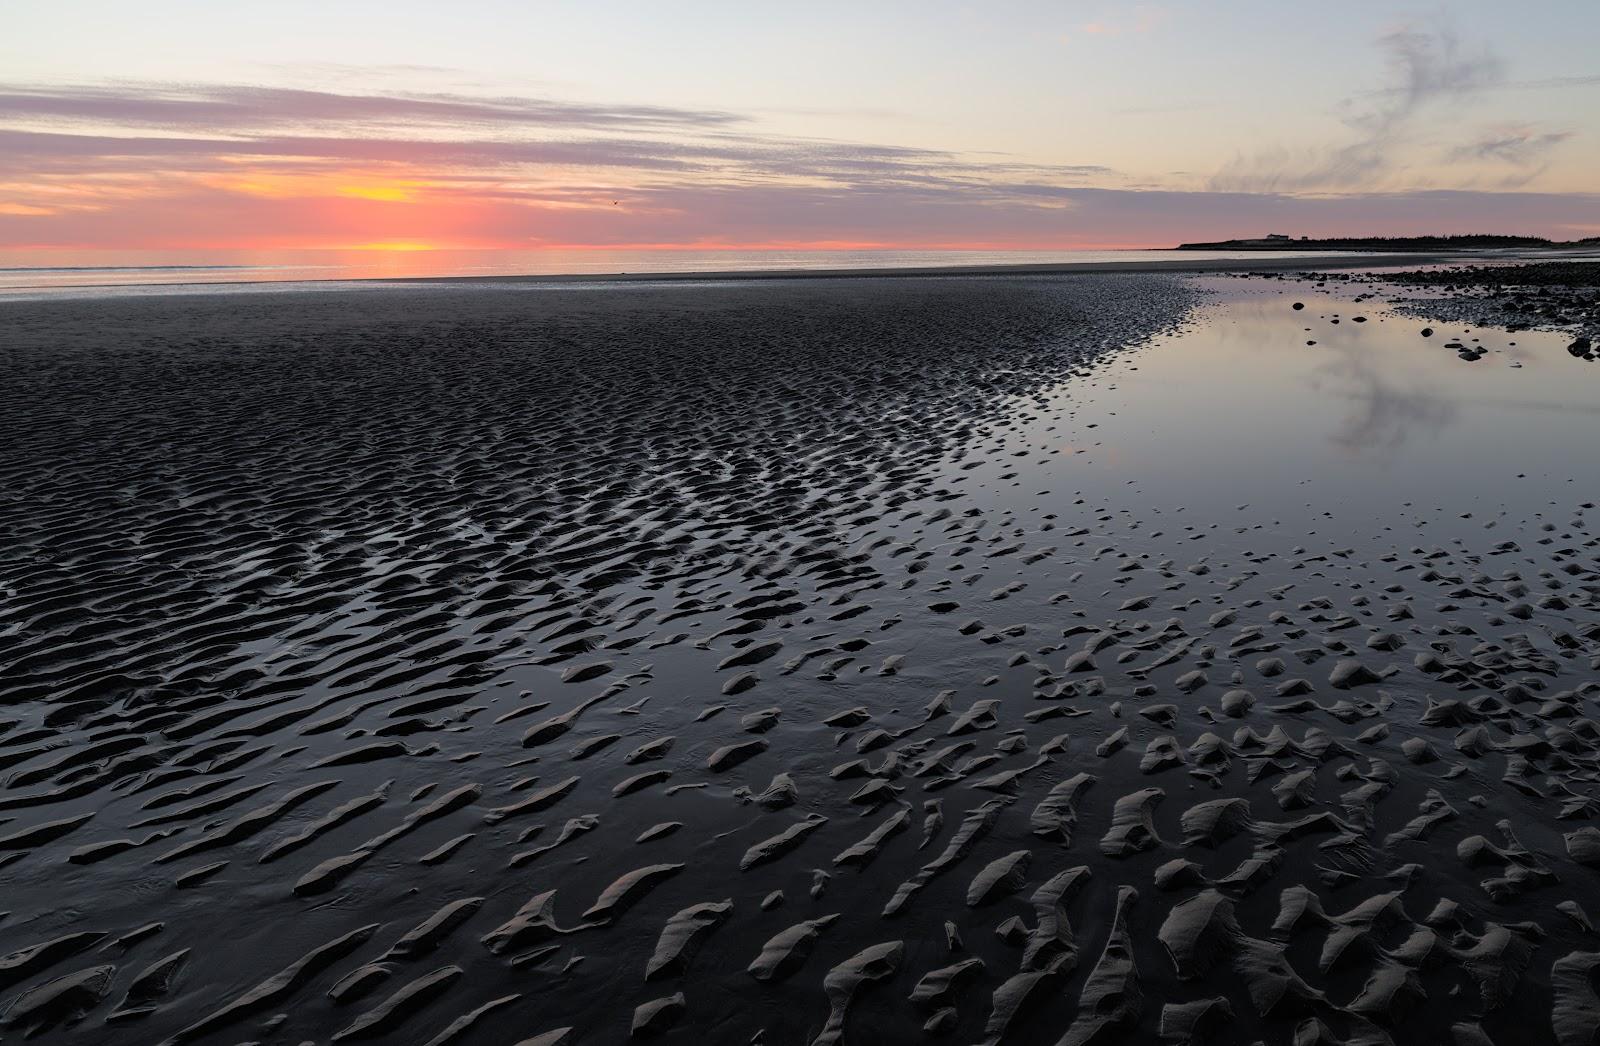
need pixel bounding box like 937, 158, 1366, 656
3, 1, 1597, 257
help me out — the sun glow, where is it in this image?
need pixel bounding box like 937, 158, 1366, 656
335, 183, 421, 203
201, 171, 428, 204
346, 240, 439, 251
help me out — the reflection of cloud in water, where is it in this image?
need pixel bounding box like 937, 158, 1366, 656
1311, 348, 1458, 459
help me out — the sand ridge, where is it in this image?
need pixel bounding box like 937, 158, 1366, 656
0, 273, 1598, 1044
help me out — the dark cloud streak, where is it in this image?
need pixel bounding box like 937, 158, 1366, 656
0, 82, 744, 132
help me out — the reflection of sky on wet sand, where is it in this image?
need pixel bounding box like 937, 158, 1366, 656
972, 275, 1600, 539
1309, 342, 1459, 459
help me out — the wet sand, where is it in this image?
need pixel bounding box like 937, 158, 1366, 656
0, 251, 1486, 302
2, 270, 1599, 1045
394, 252, 1467, 283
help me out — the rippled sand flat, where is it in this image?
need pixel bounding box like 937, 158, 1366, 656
2, 272, 1598, 1045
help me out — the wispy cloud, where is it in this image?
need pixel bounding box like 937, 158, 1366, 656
1449, 125, 1573, 165
0, 79, 1124, 249
0, 81, 1121, 188
1356, 24, 1505, 126
1212, 22, 1507, 192
0, 82, 744, 133
1502, 73, 1600, 91
0, 77, 1592, 251
1445, 124, 1575, 189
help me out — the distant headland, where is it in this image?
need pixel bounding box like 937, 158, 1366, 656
1177, 233, 1600, 251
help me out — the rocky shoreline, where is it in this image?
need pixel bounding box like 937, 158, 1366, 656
1249, 261, 1600, 360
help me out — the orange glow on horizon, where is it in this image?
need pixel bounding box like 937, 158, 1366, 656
0, 237, 1175, 253
343, 240, 441, 251
5, 158, 1180, 253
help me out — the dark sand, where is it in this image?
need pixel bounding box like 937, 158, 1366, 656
389, 252, 1461, 283
1, 270, 1599, 1045
0, 250, 1476, 301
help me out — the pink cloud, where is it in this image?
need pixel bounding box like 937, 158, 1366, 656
0, 79, 1593, 252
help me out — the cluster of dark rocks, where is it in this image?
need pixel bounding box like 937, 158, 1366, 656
1247, 262, 1600, 358
1387, 262, 1600, 354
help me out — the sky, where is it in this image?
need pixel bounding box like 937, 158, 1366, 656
1, 1, 1597, 256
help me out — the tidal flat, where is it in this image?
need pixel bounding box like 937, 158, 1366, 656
2, 267, 1599, 1045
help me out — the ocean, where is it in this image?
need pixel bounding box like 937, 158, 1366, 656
0, 246, 1342, 296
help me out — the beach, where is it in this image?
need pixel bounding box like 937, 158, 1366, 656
0, 248, 1500, 297
3, 261, 1600, 1044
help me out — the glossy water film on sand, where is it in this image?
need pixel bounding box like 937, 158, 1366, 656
1, 271, 1599, 1045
